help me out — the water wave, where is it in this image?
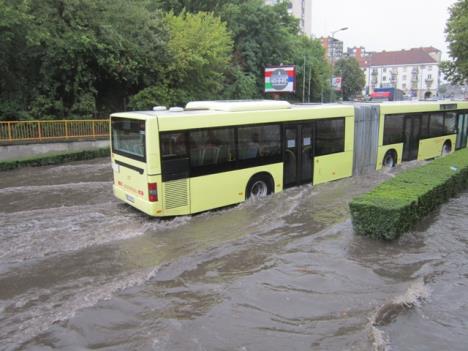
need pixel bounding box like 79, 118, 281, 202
0, 181, 111, 194
369, 279, 431, 351
0, 202, 191, 266
1, 268, 155, 349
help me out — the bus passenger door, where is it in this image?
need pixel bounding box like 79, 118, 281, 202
283, 124, 314, 188
456, 112, 468, 149
402, 115, 421, 161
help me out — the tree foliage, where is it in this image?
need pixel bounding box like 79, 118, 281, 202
444, 0, 468, 84
292, 35, 331, 102
129, 11, 232, 108
220, 0, 299, 95
334, 57, 366, 100
1, 0, 332, 120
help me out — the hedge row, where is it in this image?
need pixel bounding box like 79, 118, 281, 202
349, 148, 468, 240
0, 148, 110, 171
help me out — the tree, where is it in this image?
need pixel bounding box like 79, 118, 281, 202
27, 0, 168, 118
0, 0, 169, 119
150, 0, 302, 99
0, 0, 39, 120
129, 11, 232, 108
220, 0, 299, 96
334, 57, 365, 100
444, 0, 468, 84
291, 35, 330, 102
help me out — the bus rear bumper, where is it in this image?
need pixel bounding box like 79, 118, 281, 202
113, 184, 162, 217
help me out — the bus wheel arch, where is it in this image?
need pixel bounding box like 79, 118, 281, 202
246, 172, 274, 199
382, 149, 397, 169
442, 140, 452, 156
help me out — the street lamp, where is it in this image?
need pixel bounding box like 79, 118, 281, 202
329, 27, 348, 102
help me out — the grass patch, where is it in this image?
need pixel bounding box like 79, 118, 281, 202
349, 148, 468, 240
0, 148, 110, 171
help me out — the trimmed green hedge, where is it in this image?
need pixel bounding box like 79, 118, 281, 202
350, 148, 468, 240
0, 148, 110, 171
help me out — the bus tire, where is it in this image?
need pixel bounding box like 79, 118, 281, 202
246, 173, 274, 199
441, 140, 452, 156
382, 150, 397, 169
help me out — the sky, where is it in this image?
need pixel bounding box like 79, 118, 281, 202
311, 0, 458, 59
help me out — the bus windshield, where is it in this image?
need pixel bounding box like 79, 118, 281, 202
111, 118, 146, 161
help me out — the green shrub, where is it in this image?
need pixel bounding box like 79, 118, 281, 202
0, 148, 110, 171
349, 148, 468, 240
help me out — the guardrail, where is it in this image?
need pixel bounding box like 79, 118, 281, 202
0, 120, 110, 143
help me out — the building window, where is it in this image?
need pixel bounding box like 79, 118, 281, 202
427, 74, 432, 79
383, 68, 387, 73
403, 75, 407, 81
383, 76, 387, 81
428, 65, 433, 71
402, 83, 407, 89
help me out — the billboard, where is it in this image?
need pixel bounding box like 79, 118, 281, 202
264, 66, 296, 93
332, 76, 342, 91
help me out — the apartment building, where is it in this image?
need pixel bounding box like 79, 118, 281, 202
320, 36, 344, 64
358, 47, 441, 99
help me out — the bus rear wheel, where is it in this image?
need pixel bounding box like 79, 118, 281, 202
382, 150, 396, 169
246, 174, 273, 200
441, 141, 452, 156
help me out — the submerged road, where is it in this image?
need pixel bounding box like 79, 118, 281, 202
0, 158, 468, 351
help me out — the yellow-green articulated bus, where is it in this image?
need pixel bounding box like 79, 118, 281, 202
111, 100, 468, 217
111, 101, 354, 217
374, 101, 468, 169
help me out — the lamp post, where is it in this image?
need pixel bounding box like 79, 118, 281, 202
329, 27, 348, 102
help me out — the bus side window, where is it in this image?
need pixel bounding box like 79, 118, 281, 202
315, 118, 345, 155
420, 113, 430, 139
189, 128, 235, 167
429, 113, 444, 137
238, 125, 280, 160
444, 112, 456, 134
160, 132, 187, 158
383, 115, 404, 145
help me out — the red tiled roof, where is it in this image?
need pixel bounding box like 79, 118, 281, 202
360, 48, 438, 68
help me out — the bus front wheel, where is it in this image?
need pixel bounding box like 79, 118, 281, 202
382, 150, 396, 169
246, 174, 273, 199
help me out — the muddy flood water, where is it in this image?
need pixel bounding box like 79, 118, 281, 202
1, 158, 467, 351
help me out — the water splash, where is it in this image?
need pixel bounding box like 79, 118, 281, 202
369, 279, 431, 351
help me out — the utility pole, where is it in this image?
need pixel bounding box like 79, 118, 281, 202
329, 27, 348, 102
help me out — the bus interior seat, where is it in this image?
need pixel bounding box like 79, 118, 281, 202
202, 146, 220, 165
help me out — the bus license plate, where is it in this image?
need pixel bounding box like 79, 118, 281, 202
126, 194, 135, 203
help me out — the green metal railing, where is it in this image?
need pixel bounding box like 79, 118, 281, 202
0, 120, 110, 143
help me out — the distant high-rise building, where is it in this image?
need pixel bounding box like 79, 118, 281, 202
320, 36, 344, 64
264, 0, 312, 37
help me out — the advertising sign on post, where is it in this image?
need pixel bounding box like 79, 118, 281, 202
332, 76, 342, 91
265, 66, 296, 93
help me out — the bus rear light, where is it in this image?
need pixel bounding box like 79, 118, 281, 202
148, 182, 158, 202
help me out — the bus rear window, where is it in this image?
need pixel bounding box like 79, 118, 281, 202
111, 118, 146, 161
